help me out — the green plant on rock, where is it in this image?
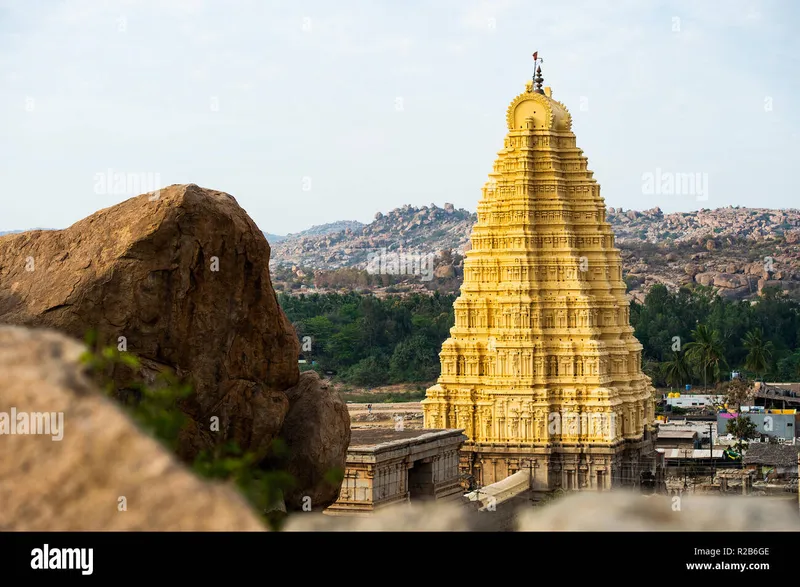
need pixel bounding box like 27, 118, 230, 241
193, 439, 296, 531
79, 329, 297, 530
79, 330, 191, 451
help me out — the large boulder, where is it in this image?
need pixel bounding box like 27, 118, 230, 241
278, 371, 351, 510
0, 326, 266, 531
0, 184, 299, 461
694, 272, 716, 287
717, 286, 751, 301
745, 261, 769, 278
684, 263, 702, 277
713, 273, 751, 289
434, 264, 456, 279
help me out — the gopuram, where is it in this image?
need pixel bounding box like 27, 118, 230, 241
422, 59, 659, 491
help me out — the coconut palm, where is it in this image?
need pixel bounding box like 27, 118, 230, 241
663, 351, 691, 391
742, 328, 774, 382
684, 324, 728, 391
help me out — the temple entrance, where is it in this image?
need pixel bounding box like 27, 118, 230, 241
408, 461, 436, 501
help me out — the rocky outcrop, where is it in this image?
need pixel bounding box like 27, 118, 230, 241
269, 204, 800, 302
434, 264, 457, 279
0, 184, 300, 462
0, 326, 266, 531
691, 271, 758, 299
712, 273, 754, 290
694, 272, 716, 287
276, 371, 351, 510
271, 203, 475, 272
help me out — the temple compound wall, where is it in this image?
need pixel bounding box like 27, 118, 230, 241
422, 71, 660, 491
324, 429, 467, 516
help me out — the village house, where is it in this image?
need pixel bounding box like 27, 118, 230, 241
742, 444, 800, 481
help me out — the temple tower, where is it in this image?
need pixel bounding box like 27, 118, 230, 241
422, 66, 658, 492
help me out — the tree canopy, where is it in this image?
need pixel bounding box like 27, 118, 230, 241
279, 285, 800, 388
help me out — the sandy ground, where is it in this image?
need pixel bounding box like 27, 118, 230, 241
346, 402, 424, 429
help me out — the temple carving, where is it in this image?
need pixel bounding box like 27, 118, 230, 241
422, 69, 658, 491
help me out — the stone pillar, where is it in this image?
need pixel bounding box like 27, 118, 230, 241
364, 468, 375, 504
743, 472, 753, 496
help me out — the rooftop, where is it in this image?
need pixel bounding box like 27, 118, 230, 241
348, 428, 465, 450
742, 443, 800, 466
657, 430, 698, 439
659, 448, 725, 459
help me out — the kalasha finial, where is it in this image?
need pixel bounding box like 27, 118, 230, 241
532, 52, 544, 94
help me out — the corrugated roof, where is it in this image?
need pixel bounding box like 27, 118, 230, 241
661, 449, 725, 459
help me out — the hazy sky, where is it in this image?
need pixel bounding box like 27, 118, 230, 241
1, 0, 798, 235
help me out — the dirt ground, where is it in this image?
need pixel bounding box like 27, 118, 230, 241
346, 402, 424, 430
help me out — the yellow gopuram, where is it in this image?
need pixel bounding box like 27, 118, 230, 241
422, 65, 658, 492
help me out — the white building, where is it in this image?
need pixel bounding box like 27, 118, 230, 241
665, 394, 724, 409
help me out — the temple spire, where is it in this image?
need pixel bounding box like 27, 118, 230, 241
422, 63, 658, 491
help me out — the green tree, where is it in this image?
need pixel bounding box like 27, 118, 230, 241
389, 335, 440, 382
344, 355, 390, 387
663, 351, 691, 390
726, 414, 759, 455
776, 350, 800, 381
742, 328, 774, 382
684, 324, 728, 390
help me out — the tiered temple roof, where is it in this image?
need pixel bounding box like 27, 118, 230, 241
422, 70, 657, 489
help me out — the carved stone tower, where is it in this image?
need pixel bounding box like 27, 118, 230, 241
422, 71, 658, 492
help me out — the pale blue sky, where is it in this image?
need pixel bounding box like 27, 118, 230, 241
1, 0, 798, 234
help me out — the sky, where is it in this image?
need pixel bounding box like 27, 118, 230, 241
1, 0, 798, 235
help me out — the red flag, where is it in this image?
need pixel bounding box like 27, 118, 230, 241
533, 51, 538, 61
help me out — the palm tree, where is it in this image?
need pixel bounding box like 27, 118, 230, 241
742, 328, 774, 382
664, 351, 691, 391
684, 324, 728, 391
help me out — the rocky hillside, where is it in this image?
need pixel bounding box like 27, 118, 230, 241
265, 220, 367, 245
270, 205, 800, 301
607, 206, 800, 244
271, 203, 474, 270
